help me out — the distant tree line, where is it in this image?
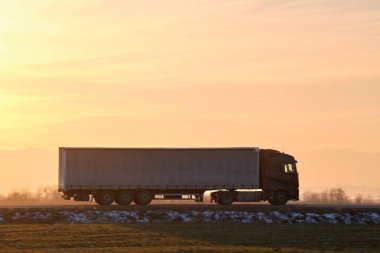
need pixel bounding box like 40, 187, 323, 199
0, 185, 68, 205
302, 188, 377, 204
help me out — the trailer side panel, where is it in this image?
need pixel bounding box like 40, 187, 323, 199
59, 148, 259, 191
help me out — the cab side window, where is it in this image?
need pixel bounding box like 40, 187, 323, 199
284, 164, 295, 174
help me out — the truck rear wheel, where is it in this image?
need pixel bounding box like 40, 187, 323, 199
217, 191, 235, 205
271, 190, 288, 205
115, 191, 134, 206
134, 191, 153, 206
95, 190, 115, 206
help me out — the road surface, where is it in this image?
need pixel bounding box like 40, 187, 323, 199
1, 204, 379, 213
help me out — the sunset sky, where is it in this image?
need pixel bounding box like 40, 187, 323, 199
0, 1, 379, 195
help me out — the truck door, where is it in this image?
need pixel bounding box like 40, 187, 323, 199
262, 155, 299, 200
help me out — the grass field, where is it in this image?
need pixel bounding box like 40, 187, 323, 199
0, 223, 379, 252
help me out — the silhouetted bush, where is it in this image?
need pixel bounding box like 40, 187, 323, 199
0, 185, 68, 205
302, 188, 376, 204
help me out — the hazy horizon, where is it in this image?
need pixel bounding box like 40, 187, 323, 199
1, 147, 379, 198
1, 1, 379, 197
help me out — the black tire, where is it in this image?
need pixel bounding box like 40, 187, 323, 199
217, 191, 235, 205
115, 191, 134, 206
134, 191, 153, 206
271, 190, 288, 205
94, 190, 115, 206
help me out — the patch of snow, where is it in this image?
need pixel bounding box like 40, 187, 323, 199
370, 213, 380, 224
201, 210, 213, 221
166, 211, 179, 220
32, 212, 52, 220
256, 212, 266, 221
342, 213, 352, 224
322, 213, 339, 224
264, 218, 274, 223
289, 212, 305, 223
138, 216, 150, 223
61, 211, 89, 223
1, 209, 378, 224
305, 216, 317, 223
241, 212, 254, 223
306, 213, 320, 218
290, 212, 303, 218
180, 213, 192, 222
12, 212, 24, 220
269, 211, 289, 222
323, 213, 338, 220
305, 213, 321, 223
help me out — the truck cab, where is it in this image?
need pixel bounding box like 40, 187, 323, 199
260, 149, 299, 205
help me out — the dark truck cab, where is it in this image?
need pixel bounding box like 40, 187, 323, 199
259, 149, 299, 205
210, 149, 299, 206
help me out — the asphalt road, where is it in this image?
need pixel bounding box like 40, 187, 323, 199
1, 204, 379, 213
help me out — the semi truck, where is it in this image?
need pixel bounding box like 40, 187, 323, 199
58, 147, 299, 206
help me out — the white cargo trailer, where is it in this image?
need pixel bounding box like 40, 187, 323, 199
58, 147, 299, 206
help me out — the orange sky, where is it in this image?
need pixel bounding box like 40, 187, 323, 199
0, 1, 380, 194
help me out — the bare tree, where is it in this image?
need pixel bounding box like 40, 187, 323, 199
320, 190, 329, 203
355, 194, 363, 204
302, 188, 378, 205
329, 188, 348, 204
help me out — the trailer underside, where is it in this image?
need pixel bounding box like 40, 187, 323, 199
63, 188, 294, 206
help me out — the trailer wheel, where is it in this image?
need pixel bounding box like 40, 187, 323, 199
134, 191, 153, 206
271, 190, 288, 205
95, 190, 115, 206
115, 191, 134, 206
217, 191, 235, 205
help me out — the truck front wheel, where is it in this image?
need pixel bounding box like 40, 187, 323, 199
95, 190, 115, 206
271, 190, 288, 205
116, 191, 134, 206
134, 191, 153, 206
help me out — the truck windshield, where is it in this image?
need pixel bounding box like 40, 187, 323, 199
284, 163, 296, 174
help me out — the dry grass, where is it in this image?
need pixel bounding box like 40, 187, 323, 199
0, 223, 379, 252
